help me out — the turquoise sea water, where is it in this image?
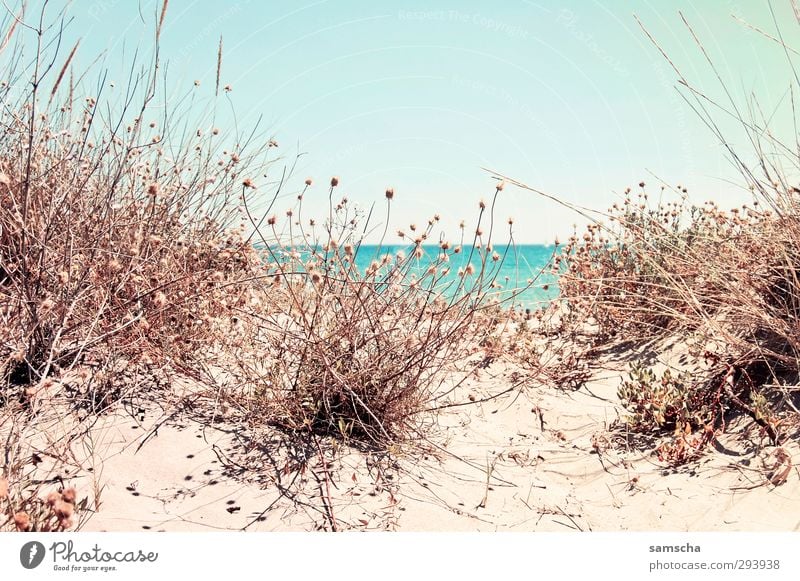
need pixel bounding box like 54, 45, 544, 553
350, 244, 559, 308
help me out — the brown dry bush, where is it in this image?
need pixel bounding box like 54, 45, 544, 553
508, 9, 800, 462
0, 3, 268, 402
214, 181, 529, 449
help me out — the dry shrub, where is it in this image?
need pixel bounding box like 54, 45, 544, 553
221, 182, 526, 448
1, 480, 83, 532
0, 4, 267, 398
550, 177, 800, 459
509, 10, 800, 462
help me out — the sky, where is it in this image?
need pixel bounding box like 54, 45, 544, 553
8, 1, 799, 242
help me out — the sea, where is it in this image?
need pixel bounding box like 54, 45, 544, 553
349, 244, 559, 308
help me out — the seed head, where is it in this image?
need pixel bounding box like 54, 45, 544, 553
496, 180, 505, 191
385, 187, 394, 200
54, 500, 74, 519
62, 489, 77, 505
14, 511, 30, 531
330, 176, 339, 187
305, 178, 313, 186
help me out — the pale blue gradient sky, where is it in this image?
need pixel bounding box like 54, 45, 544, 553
22, 1, 800, 241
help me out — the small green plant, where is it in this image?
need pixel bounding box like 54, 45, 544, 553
617, 363, 710, 433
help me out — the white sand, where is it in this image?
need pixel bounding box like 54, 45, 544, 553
45, 357, 798, 532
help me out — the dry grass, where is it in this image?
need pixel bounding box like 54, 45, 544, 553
501, 7, 800, 463
202, 181, 528, 450
0, 3, 538, 533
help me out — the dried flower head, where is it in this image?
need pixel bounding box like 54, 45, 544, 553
54, 500, 74, 519
385, 187, 394, 200
61, 487, 77, 504
305, 178, 313, 186
330, 176, 339, 187
14, 511, 30, 531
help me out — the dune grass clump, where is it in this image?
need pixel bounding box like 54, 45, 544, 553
549, 183, 800, 459
224, 181, 523, 448
541, 12, 800, 462
0, 3, 268, 403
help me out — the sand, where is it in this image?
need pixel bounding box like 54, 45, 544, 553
25, 351, 796, 533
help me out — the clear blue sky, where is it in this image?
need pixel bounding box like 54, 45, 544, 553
14, 1, 799, 242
